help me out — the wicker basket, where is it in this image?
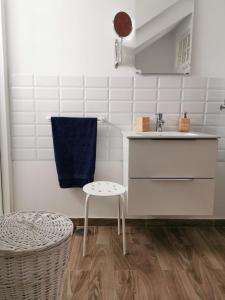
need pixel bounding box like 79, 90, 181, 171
0, 211, 73, 300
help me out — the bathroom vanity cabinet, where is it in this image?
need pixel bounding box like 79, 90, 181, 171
123, 132, 218, 216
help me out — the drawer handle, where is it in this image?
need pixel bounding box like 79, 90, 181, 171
151, 178, 194, 181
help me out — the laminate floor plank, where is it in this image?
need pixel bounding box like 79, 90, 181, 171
183, 227, 223, 270
70, 227, 97, 272
148, 226, 186, 271
114, 270, 136, 300
197, 227, 225, 269
62, 225, 225, 300
88, 244, 115, 300
162, 227, 194, 271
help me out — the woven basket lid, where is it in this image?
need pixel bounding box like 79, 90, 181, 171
0, 211, 73, 255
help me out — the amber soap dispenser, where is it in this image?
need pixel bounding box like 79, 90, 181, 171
178, 112, 190, 132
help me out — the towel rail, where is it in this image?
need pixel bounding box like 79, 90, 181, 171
46, 116, 106, 124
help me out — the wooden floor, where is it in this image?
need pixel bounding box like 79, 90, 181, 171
62, 225, 225, 300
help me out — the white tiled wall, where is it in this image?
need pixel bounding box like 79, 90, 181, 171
9, 75, 225, 162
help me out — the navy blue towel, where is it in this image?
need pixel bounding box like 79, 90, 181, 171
51, 117, 97, 188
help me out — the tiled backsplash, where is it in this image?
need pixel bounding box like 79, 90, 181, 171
9, 75, 225, 161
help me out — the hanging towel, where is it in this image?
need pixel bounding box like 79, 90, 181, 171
51, 117, 97, 188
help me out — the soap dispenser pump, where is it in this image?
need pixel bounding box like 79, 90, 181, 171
178, 112, 190, 132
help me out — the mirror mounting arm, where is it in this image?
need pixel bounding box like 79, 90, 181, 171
114, 38, 123, 69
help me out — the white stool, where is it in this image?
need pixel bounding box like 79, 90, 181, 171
82, 181, 126, 256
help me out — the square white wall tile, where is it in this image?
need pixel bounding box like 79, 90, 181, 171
36, 112, 59, 124
188, 114, 204, 125
109, 114, 132, 125
85, 88, 108, 100
85, 113, 108, 120
35, 75, 58, 87
157, 102, 180, 114
158, 90, 181, 101
159, 76, 182, 89
36, 125, 52, 137
10, 87, 33, 99
203, 126, 225, 137
205, 114, 225, 126
11, 112, 35, 124
110, 77, 133, 88
37, 149, 54, 160
60, 76, 83, 87
164, 126, 177, 131
163, 115, 179, 126
12, 125, 35, 137
182, 89, 206, 101
207, 90, 225, 101
206, 102, 223, 113
35, 88, 59, 99
36, 101, 59, 112
12, 149, 36, 161
134, 76, 157, 89
182, 102, 205, 114
10, 74, 33, 86
109, 101, 132, 113
10, 100, 34, 112
110, 89, 132, 101
134, 89, 157, 101
109, 113, 132, 126
37, 137, 53, 148
183, 77, 207, 89
60, 101, 83, 113
134, 101, 156, 113
60, 88, 83, 100
60, 113, 84, 118
208, 78, 225, 89
12, 137, 36, 149
85, 101, 108, 113
85, 76, 108, 88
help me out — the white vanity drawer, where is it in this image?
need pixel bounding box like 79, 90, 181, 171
128, 179, 215, 216
129, 139, 217, 178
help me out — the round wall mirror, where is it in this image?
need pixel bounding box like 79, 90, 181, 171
113, 11, 132, 38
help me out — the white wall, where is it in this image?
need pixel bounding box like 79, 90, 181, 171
5, 0, 225, 218
191, 0, 225, 77
5, 0, 134, 76
6, 0, 225, 77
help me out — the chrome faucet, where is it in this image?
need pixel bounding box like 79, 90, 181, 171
156, 113, 165, 132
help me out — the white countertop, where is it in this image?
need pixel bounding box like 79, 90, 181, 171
122, 131, 219, 139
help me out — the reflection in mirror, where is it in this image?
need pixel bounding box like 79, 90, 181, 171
135, 0, 194, 74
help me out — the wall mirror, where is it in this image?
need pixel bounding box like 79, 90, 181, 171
113, 11, 133, 68
135, 0, 195, 74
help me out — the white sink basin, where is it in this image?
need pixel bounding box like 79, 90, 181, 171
139, 131, 199, 137
123, 131, 218, 139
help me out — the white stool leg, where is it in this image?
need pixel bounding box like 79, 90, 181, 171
83, 194, 90, 257
120, 194, 126, 255
117, 196, 121, 235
